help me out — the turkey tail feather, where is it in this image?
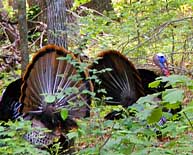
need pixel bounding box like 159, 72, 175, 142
90, 50, 144, 107
20, 44, 92, 119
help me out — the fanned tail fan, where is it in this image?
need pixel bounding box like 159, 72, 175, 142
20, 45, 92, 116
90, 50, 144, 107
18, 45, 92, 148
0, 45, 92, 150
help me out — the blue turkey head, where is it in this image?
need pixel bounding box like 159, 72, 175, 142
153, 53, 170, 76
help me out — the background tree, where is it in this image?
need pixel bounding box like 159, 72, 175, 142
18, 0, 28, 75
46, 0, 68, 48
26, 0, 113, 49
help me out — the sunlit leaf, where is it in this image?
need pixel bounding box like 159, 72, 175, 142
162, 89, 184, 103
149, 80, 161, 88
44, 94, 56, 104
60, 108, 68, 121
147, 108, 162, 124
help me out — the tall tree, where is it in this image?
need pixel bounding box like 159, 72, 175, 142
46, 0, 67, 48
18, 0, 29, 75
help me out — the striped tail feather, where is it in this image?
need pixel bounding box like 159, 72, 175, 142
90, 50, 144, 107
20, 45, 92, 119
18, 45, 93, 149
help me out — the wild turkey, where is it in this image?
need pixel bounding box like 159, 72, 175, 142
0, 44, 93, 152
153, 53, 170, 76
137, 53, 170, 95
90, 50, 179, 120
153, 53, 182, 116
89, 50, 145, 119
90, 50, 144, 108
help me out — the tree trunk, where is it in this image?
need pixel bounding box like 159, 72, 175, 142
46, 0, 67, 48
18, 0, 29, 76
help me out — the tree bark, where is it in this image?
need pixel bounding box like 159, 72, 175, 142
18, 0, 29, 76
46, 0, 67, 48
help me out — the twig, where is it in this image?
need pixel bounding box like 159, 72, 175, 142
30, 7, 47, 21
79, 6, 115, 23
40, 29, 46, 48
124, 16, 193, 54
99, 122, 115, 152
29, 22, 47, 48
183, 111, 193, 130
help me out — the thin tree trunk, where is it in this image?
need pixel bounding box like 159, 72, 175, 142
18, 0, 29, 76
46, 0, 67, 48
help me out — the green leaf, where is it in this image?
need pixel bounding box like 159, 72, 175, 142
162, 89, 184, 103
67, 131, 78, 139
0, 126, 4, 132
65, 87, 79, 95
44, 94, 56, 104
147, 107, 162, 124
82, 89, 96, 96
57, 55, 72, 61
149, 80, 161, 88
56, 92, 64, 99
60, 108, 68, 121
97, 88, 107, 94
137, 94, 159, 104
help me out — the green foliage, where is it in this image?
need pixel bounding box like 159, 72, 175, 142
149, 80, 161, 88
159, 75, 193, 90
0, 73, 20, 94
1, 0, 16, 20
73, 0, 91, 9
147, 107, 162, 124
44, 94, 56, 104
60, 108, 69, 121
27, 5, 41, 20
162, 88, 184, 103
0, 119, 49, 155
68, 0, 193, 66
65, 74, 193, 155
28, 32, 41, 42
1, 1, 193, 154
